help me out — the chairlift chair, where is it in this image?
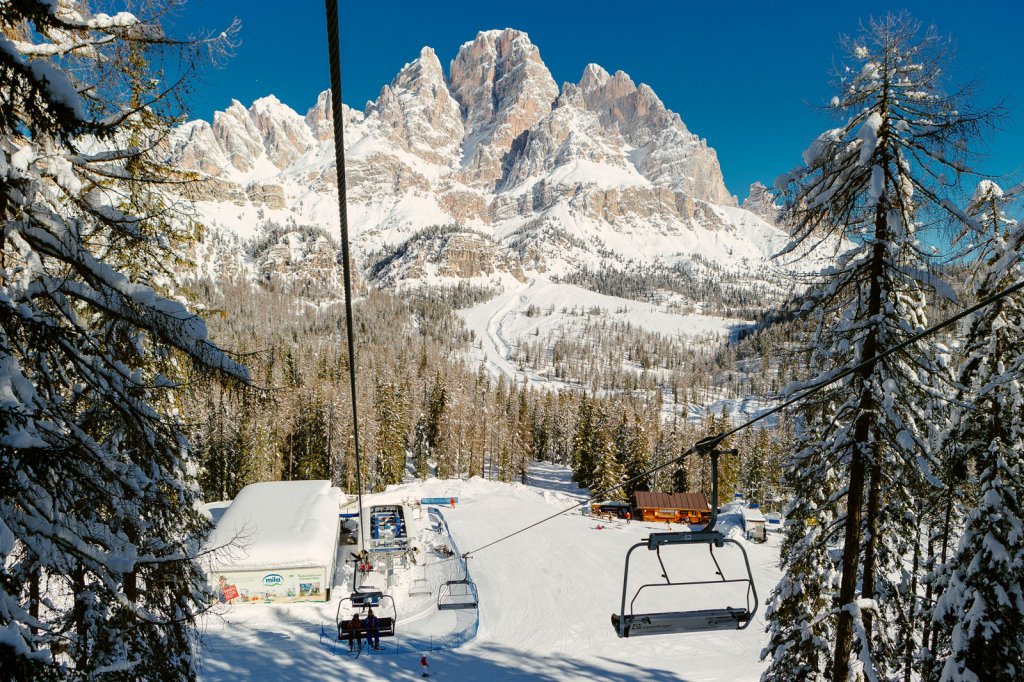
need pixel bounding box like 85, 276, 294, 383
408, 564, 432, 597
337, 589, 397, 639
611, 446, 758, 638
437, 578, 478, 610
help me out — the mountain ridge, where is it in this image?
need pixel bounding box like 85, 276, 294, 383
170, 28, 789, 289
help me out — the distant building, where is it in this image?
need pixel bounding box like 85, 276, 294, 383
590, 500, 631, 519
632, 491, 711, 525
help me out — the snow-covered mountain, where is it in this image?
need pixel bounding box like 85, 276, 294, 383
170, 28, 790, 286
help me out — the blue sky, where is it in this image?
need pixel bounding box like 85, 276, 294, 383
173, 0, 1023, 200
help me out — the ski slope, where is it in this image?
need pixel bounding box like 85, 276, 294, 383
198, 463, 782, 681
458, 276, 749, 387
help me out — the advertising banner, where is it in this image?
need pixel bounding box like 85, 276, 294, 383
420, 497, 458, 505
212, 567, 327, 604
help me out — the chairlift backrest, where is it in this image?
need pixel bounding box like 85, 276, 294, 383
437, 578, 478, 610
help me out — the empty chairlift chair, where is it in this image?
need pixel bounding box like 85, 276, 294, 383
437, 578, 478, 610
611, 445, 758, 638
408, 565, 432, 597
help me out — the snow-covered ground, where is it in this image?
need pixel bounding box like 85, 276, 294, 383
459, 276, 749, 387
197, 463, 781, 681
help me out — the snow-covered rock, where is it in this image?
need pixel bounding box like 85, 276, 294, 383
741, 181, 781, 225
169, 28, 790, 289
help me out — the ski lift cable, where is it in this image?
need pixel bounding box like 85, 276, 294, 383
460, 278, 1024, 560
324, 0, 365, 557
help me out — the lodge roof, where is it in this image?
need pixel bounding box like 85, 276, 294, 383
633, 491, 710, 511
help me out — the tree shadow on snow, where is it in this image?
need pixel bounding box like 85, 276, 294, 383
526, 461, 587, 499
196, 607, 696, 681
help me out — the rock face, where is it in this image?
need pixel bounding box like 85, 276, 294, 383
449, 29, 559, 187
742, 182, 780, 225
172, 28, 785, 288
370, 47, 464, 165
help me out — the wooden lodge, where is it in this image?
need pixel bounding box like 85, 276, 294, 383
632, 491, 711, 525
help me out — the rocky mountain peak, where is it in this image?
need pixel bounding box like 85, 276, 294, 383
305, 90, 334, 142
369, 44, 464, 164
172, 28, 765, 285
248, 95, 314, 168
449, 29, 559, 187
742, 182, 780, 224
578, 63, 610, 91
568, 65, 732, 204
212, 99, 265, 173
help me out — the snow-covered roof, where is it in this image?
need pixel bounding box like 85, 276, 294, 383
205, 480, 341, 571
743, 506, 766, 523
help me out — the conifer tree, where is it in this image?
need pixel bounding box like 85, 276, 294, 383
766, 14, 994, 680
412, 415, 431, 479
931, 182, 1024, 682
0, 1, 241, 677
373, 374, 409, 488
571, 397, 597, 486
591, 426, 626, 501
623, 415, 651, 495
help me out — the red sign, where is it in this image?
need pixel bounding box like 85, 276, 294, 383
222, 584, 239, 602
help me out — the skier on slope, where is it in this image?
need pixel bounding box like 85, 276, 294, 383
421, 654, 430, 677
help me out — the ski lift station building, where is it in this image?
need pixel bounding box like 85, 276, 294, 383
632, 491, 711, 525
203, 480, 341, 604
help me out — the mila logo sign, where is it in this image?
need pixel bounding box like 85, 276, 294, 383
262, 573, 284, 586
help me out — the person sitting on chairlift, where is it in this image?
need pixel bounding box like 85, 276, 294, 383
347, 612, 363, 652
365, 608, 381, 650
351, 549, 371, 573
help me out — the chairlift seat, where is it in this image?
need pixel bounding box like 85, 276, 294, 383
408, 578, 432, 597
337, 590, 397, 638
337, 617, 395, 639
612, 607, 751, 637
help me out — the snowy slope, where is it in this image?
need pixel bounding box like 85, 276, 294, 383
198, 463, 781, 681
459, 276, 747, 386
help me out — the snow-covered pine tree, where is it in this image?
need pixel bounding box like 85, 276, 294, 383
1, 1, 242, 677
766, 14, 995, 681
286, 390, 331, 480
931, 181, 1024, 682
571, 396, 597, 486
426, 372, 448, 473
623, 415, 651, 495
762, 429, 840, 681
591, 423, 626, 502
412, 415, 431, 479
372, 374, 409, 488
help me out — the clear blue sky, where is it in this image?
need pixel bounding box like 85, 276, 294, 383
172, 0, 1023, 200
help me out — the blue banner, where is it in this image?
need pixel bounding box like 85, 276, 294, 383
420, 497, 458, 505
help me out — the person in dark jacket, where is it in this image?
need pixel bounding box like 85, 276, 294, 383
365, 608, 380, 650
347, 613, 363, 652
